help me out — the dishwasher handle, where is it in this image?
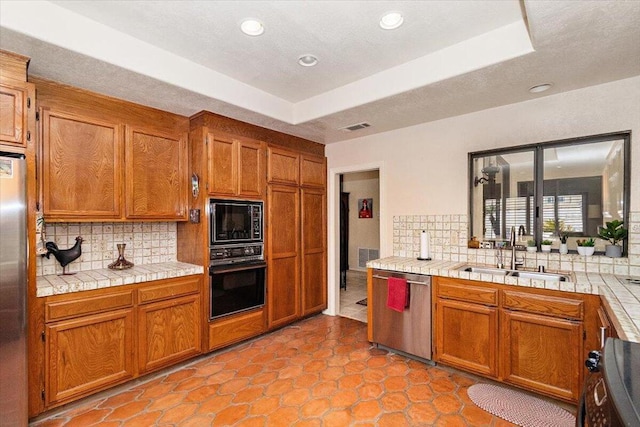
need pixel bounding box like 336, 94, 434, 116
372, 274, 430, 286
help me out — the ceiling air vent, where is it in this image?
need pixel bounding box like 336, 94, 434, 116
340, 122, 371, 132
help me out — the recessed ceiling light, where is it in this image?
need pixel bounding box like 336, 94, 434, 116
298, 54, 318, 67
529, 83, 552, 93
380, 12, 404, 30
241, 19, 264, 36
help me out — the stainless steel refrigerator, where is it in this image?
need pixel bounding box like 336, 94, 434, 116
0, 152, 28, 426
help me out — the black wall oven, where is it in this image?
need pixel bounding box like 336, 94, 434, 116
209, 198, 265, 320
209, 261, 266, 320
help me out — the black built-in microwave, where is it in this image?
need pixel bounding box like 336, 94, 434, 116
209, 199, 263, 246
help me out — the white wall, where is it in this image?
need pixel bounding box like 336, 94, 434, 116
327, 76, 640, 259
342, 171, 380, 270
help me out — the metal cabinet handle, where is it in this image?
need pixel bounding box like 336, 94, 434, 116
600, 326, 607, 349
372, 274, 429, 286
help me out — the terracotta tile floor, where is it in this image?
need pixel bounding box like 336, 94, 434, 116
32, 315, 519, 427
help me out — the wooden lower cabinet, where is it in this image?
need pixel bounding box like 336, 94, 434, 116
43, 275, 202, 409
501, 309, 582, 402
436, 299, 497, 377
433, 276, 595, 403
45, 309, 134, 406
138, 294, 201, 374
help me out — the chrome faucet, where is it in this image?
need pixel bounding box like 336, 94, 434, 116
510, 226, 524, 270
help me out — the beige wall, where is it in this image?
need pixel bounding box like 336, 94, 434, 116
343, 171, 380, 271
327, 76, 640, 260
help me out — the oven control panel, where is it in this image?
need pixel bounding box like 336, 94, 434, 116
210, 244, 264, 265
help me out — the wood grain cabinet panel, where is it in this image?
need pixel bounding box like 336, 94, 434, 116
208, 134, 236, 195
138, 293, 201, 374
435, 298, 498, 377
267, 184, 300, 328
237, 139, 264, 197
300, 155, 326, 188
267, 146, 299, 185
301, 187, 326, 316
45, 309, 134, 406
501, 309, 582, 402
207, 133, 264, 197
125, 126, 187, 220
41, 110, 122, 220
0, 83, 25, 146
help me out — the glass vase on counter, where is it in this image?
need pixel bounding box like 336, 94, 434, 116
108, 243, 134, 270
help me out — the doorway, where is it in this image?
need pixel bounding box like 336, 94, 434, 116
337, 170, 380, 322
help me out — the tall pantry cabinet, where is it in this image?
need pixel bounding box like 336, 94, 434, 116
267, 147, 327, 328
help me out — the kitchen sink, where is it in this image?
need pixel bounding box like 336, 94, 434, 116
457, 265, 570, 281
460, 266, 510, 276
509, 271, 570, 282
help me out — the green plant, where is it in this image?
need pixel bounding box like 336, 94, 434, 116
597, 220, 628, 246
541, 240, 553, 246
560, 233, 568, 244
527, 239, 536, 247
577, 238, 595, 247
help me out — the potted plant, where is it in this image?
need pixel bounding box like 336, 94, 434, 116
541, 239, 552, 252
577, 238, 596, 256
559, 233, 569, 254
597, 220, 627, 258
526, 239, 537, 253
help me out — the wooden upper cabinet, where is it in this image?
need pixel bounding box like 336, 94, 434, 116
238, 139, 264, 197
267, 146, 299, 186
300, 155, 326, 188
41, 109, 122, 220
0, 83, 26, 146
208, 132, 264, 198
125, 126, 187, 220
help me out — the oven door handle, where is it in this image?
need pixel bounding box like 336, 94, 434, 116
210, 261, 267, 275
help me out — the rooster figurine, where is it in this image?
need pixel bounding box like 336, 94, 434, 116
45, 236, 83, 275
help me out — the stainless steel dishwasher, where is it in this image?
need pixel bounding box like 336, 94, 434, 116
371, 269, 432, 361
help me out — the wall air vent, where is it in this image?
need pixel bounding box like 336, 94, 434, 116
340, 122, 371, 132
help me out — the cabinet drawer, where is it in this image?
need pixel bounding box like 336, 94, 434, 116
138, 276, 200, 304
503, 290, 583, 320
437, 278, 498, 306
46, 290, 133, 322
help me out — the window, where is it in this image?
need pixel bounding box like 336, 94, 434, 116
469, 132, 630, 254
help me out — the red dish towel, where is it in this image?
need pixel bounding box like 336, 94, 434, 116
387, 277, 409, 312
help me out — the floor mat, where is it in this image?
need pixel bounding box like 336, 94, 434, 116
467, 383, 575, 427
356, 298, 367, 306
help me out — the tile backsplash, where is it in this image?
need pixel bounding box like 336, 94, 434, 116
393, 212, 640, 277
36, 222, 177, 276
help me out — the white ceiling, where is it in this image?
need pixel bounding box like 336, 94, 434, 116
1, 1, 639, 144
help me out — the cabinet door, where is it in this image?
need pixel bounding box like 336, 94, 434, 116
300, 155, 326, 188
238, 139, 264, 197
301, 187, 326, 316
0, 83, 26, 146
138, 294, 201, 374
46, 309, 134, 406
267, 147, 299, 185
125, 126, 187, 220
501, 309, 582, 402
435, 298, 498, 377
267, 184, 300, 328
42, 110, 122, 220
208, 134, 237, 196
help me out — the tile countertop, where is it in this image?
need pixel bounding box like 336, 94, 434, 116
367, 256, 640, 343
36, 261, 204, 298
